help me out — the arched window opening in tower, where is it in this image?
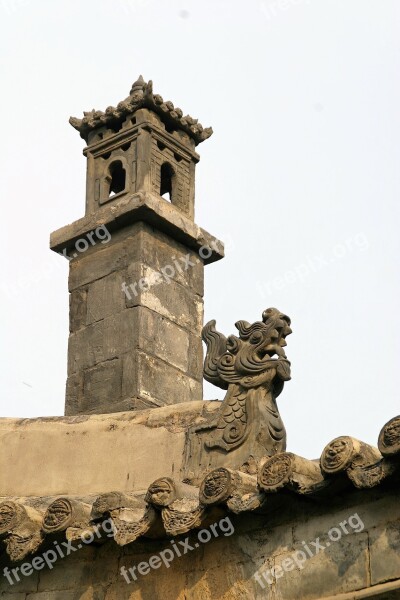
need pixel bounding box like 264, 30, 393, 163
160, 162, 175, 202
108, 161, 126, 198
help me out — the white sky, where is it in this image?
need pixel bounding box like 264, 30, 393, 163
0, 0, 399, 459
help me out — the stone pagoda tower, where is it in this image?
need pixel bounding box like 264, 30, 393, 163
50, 76, 224, 416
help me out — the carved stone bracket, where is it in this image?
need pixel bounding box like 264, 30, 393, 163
378, 416, 400, 457
91, 492, 141, 521
145, 478, 199, 508
0, 501, 43, 562
347, 459, 397, 489
0, 501, 26, 535
258, 453, 325, 495
161, 500, 205, 537
43, 498, 92, 534
199, 468, 259, 514
66, 524, 105, 544
89, 491, 158, 546
142, 477, 204, 537
110, 505, 158, 546
320, 437, 382, 480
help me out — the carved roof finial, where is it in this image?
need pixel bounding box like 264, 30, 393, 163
69, 75, 213, 145
130, 75, 146, 95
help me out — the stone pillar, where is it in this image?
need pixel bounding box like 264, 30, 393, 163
51, 193, 223, 415
50, 76, 224, 415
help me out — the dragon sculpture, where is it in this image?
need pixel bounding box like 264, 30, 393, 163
184, 308, 292, 480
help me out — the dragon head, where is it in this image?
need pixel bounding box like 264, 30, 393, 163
203, 308, 292, 395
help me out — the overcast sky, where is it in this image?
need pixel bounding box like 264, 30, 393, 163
0, 0, 399, 459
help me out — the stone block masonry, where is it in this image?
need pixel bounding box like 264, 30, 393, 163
64, 222, 209, 415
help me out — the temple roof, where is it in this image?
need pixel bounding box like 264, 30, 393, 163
69, 75, 213, 145
1, 414, 399, 563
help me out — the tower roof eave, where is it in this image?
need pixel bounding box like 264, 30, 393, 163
69, 76, 213, 146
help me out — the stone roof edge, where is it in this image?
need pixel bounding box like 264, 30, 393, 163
1, 415, 399, 564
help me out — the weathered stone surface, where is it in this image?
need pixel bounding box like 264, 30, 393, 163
0, 402, 216, 497
122, 351, 202, 408
37, 558, 92, 592
67, 223, 206, 295
64, 373, 83, 414
125, 263, 203, 333
274, 534, 369, 600
249, 521, 295, 559
65, 295, 203, 413
293, 491, 400, 544
130, 307, 193, 374
133, 224, 204, 296
68, 309, 139, 375
188, 334, 204, 384
68, 225, 141, 292
106, 567, 187, 600
27, 593, 95, 600
80, 360, 122, 414
369, 521, 400, 585
86, 272, 125, 325
67, 321, 103, 375
186, 562, 270, 600
69, 307, 202, 393
0, 569, 39, 594
69, 288, 87, 333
